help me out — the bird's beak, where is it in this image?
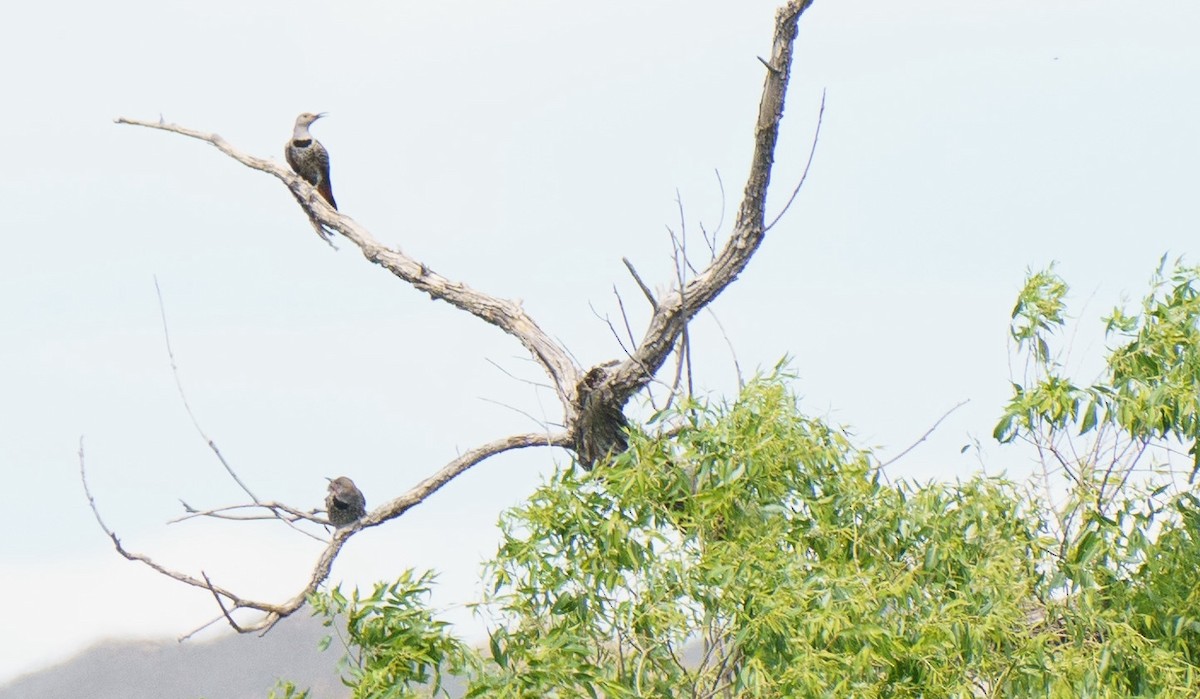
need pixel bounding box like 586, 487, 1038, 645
314, 112, 328, 120
324, 477, 333, 482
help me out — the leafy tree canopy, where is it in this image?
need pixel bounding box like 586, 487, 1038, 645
287, 260, 1200, 698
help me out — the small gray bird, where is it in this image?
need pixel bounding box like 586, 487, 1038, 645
325, 476, 366, 528
285, 112, 337, 209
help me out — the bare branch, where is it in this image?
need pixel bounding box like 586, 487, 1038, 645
612, 286, 641, 355
202, 571, 244, 633
705, 308, 745, 390
109, 0, 818, 628
622, 257, 658, 309
319, 433, 565, 537
168, 501, 327, 538
155, 279, 335, 543
177, 615, 224, 643
877, 399, 970, 471
764, 88, 826, 232
699, 169, 727, 260
484, 357, 554, 391
595, 0, 816, 412
155, 277, 260, 503
119, 118, 581, 416
589, 301, 634, 358
477, 396, 558, 431
83, 430, 570, 632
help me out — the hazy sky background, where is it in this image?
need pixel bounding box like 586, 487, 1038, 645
2, 0, 1198, 684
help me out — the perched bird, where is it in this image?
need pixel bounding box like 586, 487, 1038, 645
325, 476, 366, 528
285, 112, 337, 209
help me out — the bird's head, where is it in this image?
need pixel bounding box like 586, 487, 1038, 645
326, 476, 355, 492
294, 112, 327, 128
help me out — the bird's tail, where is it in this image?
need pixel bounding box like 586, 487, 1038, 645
318, 180, 337, 210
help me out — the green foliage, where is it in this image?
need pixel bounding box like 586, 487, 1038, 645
996, 259, 1200, 470
267, 680, 311, 699
1010, 263, 1069, 363
309, 571, 477, 698
477, 377, 1049, 697
284, 260, 1200, 698
991, 259, 1200, 696
1104, 259, 1200, 470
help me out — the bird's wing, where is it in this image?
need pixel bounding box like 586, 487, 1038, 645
313, 143, 337, 209
285, 143, 300, 173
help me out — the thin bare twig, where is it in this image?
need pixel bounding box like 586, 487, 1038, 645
155, 277, 260, 503
168, 501, 326, 535
177, 615, 225, 643
83, 430, 570, 632
704, 308, 744, 390
477, 396, 557, 431
80, 441, 272, 619
613, 286, 640, 353
622, 257, 658, 309
666, 203, 696, 408
589, 301, 633, 358
613, 286, 656, 410
877, 399, 970, 471
202, 571, 243, 632
484, 357, 555, 391
698, 169, 727, 260
764, 88, 826, 233
155, 279, 331, 543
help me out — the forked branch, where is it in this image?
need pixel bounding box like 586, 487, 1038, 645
101, 0, 819, 633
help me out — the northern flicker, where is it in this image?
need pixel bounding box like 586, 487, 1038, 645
325, 476, 366, 528
286, 112, 337, 209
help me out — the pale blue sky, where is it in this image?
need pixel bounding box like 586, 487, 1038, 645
2, 0, 1198, 683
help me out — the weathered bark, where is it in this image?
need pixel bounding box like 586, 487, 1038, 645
100, 0, 819, 632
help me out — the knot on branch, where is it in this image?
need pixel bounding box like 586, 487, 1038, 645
572, 362, 630, 470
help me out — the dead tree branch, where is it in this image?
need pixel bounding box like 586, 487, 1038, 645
764, 88, 825, 233
877, 399, 971, 471
103, 0, 819, 633
573, 0, 815, 461
118, 116, 582, 416
83, 431, 569, 632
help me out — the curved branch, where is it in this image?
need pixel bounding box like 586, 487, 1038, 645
115, 116, 582, 416
620, 0, 813, 393
576, 0, 816, 458
257, 431, 571, 631
366, 431, 570, 526
82, 431, 568, 631
105, 0, 816, 631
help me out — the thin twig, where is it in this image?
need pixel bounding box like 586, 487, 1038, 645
877, 399, 970, 470
589, 301, 633, 357
477, 396, 557, 431
704, 308, 744, 390
764, 88, 826, 232
613, 286, 655, 410
155, 277, 260, 503
484, 357, 555, 390
612, 287, 640, 358
699, 169, 726, 260
202, 571, 243, 632
156, 278, 327, 541
622, 257, 658, 309
169, 501, 327, 538
177, 615, 225, 643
